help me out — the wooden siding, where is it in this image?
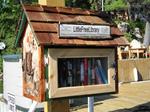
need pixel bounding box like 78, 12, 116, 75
22, 24, 45, 102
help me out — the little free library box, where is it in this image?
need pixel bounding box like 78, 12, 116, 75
15, 4, 128, 102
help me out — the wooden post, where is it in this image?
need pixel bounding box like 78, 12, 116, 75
117, 47, 122, 60
44, 99, 70, 112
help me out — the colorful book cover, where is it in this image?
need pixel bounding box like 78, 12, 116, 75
88, 59, 92, 85
84, 58, 88, 85
96, 60, 108, 84
72, 59, 76, 86
95, 66, 103, 84
80, 61, 84, 85
91, 58, 96, 84
76, 59, 81, 86
67, 60, 73, 86
91, 68, 96, 84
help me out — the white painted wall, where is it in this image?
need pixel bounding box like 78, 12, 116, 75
0, 100, 8, 112
3, 55, 43, 111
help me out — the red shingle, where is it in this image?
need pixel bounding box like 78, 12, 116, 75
23, 4, 43, 12
26, 12, 47, 22
31, 22, 58, 33
111, 27, 123, 36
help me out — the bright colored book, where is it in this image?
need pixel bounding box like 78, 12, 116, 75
84, 58, 88, 85
95, 66, 103, 84
80, 61, 84, 85
88, 59, 92, 85
96, 60, 108, 84
91, 58, 96, 84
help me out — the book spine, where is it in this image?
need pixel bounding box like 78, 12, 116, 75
91, 58, 96, 84
95, 66, 103, 84
97, 60, 108, 84
72, 59, 76, 86
88, 59, 92, 85
80, 61, 84, 85
84, 58, 88, 85
67, 61, 73, 86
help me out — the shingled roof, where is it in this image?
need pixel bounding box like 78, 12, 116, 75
15, 4, 128, 47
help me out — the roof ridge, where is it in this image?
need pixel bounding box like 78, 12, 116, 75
23, 4, 98, 16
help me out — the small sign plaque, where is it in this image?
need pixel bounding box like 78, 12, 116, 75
8, 93, 16, 112
59, 24, 111, 39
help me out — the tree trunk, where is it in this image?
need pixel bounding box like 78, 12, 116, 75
127, 2, 132, 20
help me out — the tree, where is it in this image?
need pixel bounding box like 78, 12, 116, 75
144, 0, 150, 3
105, 0, 127, 11
65, 0, 92, 9
21, 0, 38, 4
0, 0, 22, 72
65, 0, 107, 11
0, 0, 38, 72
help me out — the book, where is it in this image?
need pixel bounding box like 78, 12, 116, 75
95, 66, 103, 84
80, 61, 84, 85
96, 60, 108, 84
84, 58, 88, 85
88, 59, 92, 85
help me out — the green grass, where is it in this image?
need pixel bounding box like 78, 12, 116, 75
0, 80, 3, 93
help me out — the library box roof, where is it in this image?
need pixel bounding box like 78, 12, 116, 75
15, 4, 128, 47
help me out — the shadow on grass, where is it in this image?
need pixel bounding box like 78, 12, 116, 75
70, 94, 117, 110
110, 102, 150, 112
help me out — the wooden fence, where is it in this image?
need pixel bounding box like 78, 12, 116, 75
118, 58, 150, 82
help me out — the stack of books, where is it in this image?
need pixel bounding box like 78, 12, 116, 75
58, 58, 108, 87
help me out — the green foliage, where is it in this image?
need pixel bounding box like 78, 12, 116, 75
0, 0, 40, 73
0, 0, 20, 50
65, 0, 91, 9
0, 80, 3, 93
65, 0, 128, 11
128, 19, 145, 34
105, 0, 127, 11
124, 32, 132, 42
0, 0, 21, 73
114, 18, 146, 42
65, 0, 73, 7
144, 0, 150, 3
22, 0, 38, 4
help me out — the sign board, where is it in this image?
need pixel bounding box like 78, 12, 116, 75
8, 93, 16, 112
59, 24, 111, 39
